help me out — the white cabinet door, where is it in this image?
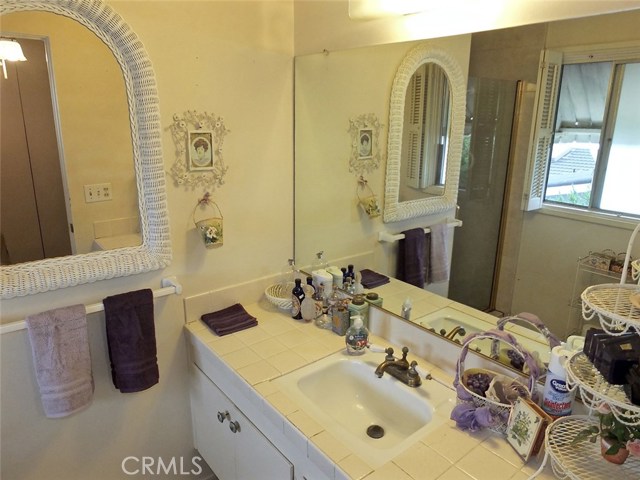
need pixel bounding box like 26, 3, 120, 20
190, 364, 235, 480
190, 364, 293, 480
233, 410, 292, 480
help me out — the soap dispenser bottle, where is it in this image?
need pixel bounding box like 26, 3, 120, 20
345, 315, 369, 355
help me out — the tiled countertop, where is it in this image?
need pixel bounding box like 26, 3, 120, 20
184, 300, 557, 480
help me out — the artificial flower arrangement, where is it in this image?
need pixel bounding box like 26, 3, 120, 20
571, 403, 640, 465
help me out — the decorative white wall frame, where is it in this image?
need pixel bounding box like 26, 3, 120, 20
168, 111, 230, 189
348, 113, 383, 176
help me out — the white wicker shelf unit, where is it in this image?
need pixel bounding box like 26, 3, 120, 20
531, 223, 640, 479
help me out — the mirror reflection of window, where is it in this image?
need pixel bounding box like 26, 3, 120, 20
400, 62, 450, 201
545, 60, 640, 216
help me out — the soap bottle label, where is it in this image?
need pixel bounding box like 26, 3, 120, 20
346, 331, 368, 353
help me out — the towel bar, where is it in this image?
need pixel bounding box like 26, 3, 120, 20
378, 219, 463, 243
0, 276, 183, 335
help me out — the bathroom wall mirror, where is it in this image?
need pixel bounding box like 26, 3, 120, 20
294, 9, 640, 370
0, 0, 171, 299
383, 44, 465, 222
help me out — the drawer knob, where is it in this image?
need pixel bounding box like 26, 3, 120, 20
217, 411, 230, 423
229, 420, 241, 433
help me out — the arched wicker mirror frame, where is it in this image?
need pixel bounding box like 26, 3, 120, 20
1, 0, 171, 298
383, 44, 466, 222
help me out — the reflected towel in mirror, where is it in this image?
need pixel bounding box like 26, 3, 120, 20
428, 223, 450, 283
360, 269, 390, 289
396, 228, 427, 288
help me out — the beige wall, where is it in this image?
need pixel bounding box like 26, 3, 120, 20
293, 0, 640, 55
295, 34, 471, 300
1, 1, 293, 479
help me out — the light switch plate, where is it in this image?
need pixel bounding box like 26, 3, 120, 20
84, 183, 112, 203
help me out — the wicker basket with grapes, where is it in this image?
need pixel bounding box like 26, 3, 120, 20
453, 330, 540, 435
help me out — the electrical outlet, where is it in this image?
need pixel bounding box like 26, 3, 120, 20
84, 183, 112, 203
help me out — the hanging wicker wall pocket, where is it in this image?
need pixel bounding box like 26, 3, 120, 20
356, 176, 381, 218
193, 196, 223, 248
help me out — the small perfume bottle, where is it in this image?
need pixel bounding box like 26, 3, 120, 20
291, 278, 304, 320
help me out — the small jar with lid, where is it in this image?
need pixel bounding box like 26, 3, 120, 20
347, 294, 369, 329
365, 292, 383, 308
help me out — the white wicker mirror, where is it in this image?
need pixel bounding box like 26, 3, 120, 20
383, 44, 466, 222
0, 0, 171, 299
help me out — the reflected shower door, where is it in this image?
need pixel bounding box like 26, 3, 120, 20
448, 77, 518, 311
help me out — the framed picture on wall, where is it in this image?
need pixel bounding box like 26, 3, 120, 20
188, 131, 214, 171
358, 128, 373, 159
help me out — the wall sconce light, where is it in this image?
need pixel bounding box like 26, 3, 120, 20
349, 0, 428, 19
0, 38, 27, 79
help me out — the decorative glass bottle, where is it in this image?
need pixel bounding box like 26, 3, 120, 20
291, 278, 305, 320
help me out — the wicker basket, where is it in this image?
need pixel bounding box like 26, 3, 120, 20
454, 330, 540, 435
491, 313, 561, 371
265, 282, 294, 311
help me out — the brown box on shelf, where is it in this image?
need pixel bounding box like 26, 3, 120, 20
582, 252, 614, 271
595, 335, 640, 385
625, 365, 640, 406
583, 327, 606, 362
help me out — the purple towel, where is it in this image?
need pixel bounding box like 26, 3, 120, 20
397, 228, 427, 288
104, 289, 159, 393
201, 304, 257, 336
360, 269, 390, 289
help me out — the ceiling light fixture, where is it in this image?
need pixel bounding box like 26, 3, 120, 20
0, 39, 27, 79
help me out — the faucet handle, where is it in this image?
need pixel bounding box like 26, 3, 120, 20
407, 361, 422, 387
400, 346, 409, 361
384, 347, 395, 361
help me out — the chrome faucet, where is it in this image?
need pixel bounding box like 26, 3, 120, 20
374, 346, 423, 387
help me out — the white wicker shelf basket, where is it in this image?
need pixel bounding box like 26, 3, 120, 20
566, 351, 640, 425
544, 415, 640, 479
581, 283, 640, 335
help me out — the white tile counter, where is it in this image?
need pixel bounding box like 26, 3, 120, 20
184, 299, 558, 480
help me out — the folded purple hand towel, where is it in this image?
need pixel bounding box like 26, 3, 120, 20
104, 289, 159, 393
201, 304, 258, 336
360, 269, 390, 289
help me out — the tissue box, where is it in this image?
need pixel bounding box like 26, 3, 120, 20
595, 335, 640, 385
582, 252, 614, 271
625, 365, 640, 406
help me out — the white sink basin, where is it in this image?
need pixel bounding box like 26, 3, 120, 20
418, 307, 551, 364
273, 350, 455, 468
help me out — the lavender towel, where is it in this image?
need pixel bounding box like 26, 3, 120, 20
428, 223, 451, 283
397, 228, 427, 288
104, 289, 159, 393
201, 304, 257, 336
360, 269, 390, 289
26, 304, 94, 418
